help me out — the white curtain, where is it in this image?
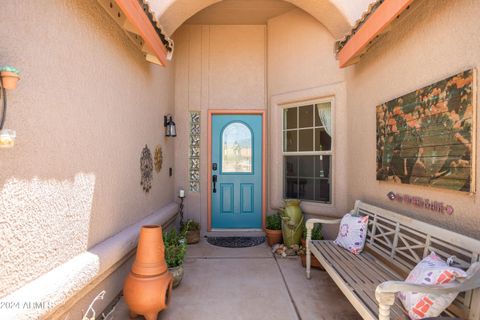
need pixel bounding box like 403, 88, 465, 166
316, 103, 332, 137
316, 103, 332, 182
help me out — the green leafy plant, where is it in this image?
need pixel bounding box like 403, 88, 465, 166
0, 66, 19, 74
163, 228, 187, 268
302, 223, 322, 240
180, 219, 200, 234
266, 214, 282, 230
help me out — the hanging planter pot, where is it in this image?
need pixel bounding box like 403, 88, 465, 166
0, 66, 20, 90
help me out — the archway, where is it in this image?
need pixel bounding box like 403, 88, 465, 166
147, 0, 371, 39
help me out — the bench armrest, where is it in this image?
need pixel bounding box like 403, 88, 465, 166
376, 262, 480, 295
304, 217, 341, 280
305, 218, 341, 242
375, 263, 480, 320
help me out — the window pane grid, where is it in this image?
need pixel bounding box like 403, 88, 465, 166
283, 105, 330, 153
283, 101, 332, 204
284, 155, 331, 203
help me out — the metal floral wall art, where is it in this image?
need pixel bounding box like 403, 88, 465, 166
154, 145, 163, 173
140, 145, 153, 192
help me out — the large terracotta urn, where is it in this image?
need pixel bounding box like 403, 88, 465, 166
124, 225, 173, 320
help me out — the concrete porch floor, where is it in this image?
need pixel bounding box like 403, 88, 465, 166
111, 238, 361, 320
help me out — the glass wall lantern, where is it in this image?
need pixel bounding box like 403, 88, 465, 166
163, 114, 177, 137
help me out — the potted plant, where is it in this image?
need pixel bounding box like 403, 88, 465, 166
180, 219, 200, 244
299, 223, 324, 270
0, 66, 20, 90
163, 228, 187, 288
265, 214, 282, 246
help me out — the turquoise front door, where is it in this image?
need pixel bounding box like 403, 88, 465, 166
211, 114, 263, 229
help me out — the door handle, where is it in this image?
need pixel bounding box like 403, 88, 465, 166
212, 175, 217, 193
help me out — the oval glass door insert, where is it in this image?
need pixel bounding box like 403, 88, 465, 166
221, 122, 252, 173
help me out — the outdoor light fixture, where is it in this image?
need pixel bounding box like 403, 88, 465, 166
0, 66, 20, 148
163, 114, 177, 137
178, 188, 185, 225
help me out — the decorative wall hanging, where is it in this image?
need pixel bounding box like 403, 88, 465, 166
189, 112, 201, 192
387, 192, 454, 215
140, 145, 153, 192
377, 69, 476, 193
154, 145, 163, 173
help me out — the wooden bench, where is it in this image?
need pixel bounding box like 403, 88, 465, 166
305, 200, 480, 320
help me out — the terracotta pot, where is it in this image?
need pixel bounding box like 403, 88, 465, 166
124, 225, 173, 320
1, 71, 20, 90
186, 230, 200, 244
169, 264, 184, 288
265, 229, 282, 246
300, 253, 324, 270
300, 239, 324, 270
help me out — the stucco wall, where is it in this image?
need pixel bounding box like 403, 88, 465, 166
173, 9, 350, 232
268, 9, 348, 220
346, 0, 480, 239
173, 25, 266, 232
0, 0, 175, 298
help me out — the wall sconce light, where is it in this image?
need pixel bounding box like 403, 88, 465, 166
0, 66, 20, 149
163, 114, 177, 137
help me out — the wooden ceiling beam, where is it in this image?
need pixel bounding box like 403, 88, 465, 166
114, 0, 168, 66
338, 0, 414, 68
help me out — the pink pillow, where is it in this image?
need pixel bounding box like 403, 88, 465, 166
398, 252, 467, 319
334, 213, 369, 254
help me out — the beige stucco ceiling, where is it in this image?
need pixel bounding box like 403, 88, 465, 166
146, 0, 375, 39
184, 0, 296, 25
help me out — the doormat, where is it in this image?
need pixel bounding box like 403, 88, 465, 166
207, 236, 265, 248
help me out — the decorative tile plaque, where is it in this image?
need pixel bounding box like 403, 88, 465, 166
189, 112, 201, 192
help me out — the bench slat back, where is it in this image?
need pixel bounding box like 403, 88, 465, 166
354, 200, 480, 320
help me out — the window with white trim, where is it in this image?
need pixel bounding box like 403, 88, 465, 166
283, 100, 333, 203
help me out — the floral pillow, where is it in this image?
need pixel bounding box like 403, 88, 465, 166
334, 213, 368, 254
398, 252, 467, 319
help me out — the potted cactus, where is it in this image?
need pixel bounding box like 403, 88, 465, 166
0, 66, 20, 90
265, 214, 282, 246
180, 219, 200, 244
